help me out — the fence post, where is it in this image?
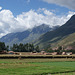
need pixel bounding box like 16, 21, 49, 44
18, 53, 22, 60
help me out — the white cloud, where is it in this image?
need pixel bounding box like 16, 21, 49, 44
43, 0, 75, 10
0, 7, 2, 10
0, 8, 75, 38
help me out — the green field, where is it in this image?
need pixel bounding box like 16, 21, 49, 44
0, 59, 75, 75
54, 72, 75, 75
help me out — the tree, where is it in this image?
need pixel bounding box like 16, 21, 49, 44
18, 43, 23, 52
11, 44, 18, 52
6, 45, 9, 51
0, 42, 8, 51
35, 46, 40, 52
58, 46, 62, 50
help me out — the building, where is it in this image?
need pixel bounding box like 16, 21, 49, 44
8, 51, 15, 54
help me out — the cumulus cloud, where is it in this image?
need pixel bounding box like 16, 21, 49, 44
0, 8, 75, 38
43, 0, 75, 10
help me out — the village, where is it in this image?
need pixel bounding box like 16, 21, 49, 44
0, 46, 74, 56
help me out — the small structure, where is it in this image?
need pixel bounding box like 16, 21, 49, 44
8, 51, 15, 54
62, 52, 66, 55
31, 50, 37, 55
19, 53, 22, 55
41, 51, 45, 54
52, 52, 57, 55
66, 52, 72, 55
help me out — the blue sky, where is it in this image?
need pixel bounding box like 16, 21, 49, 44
0, 0, 75, 38
0, 0, 74, 16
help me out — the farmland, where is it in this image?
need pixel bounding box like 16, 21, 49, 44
0, 54, 75, 59
0, 58, 75, 75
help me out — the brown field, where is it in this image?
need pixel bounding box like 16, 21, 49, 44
0, 52, 75, 59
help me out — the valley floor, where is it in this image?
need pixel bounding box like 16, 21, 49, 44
0, 58, 75, 75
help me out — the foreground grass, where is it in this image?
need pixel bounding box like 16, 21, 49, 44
54, 72, 75, 75
0, 59, 75, 75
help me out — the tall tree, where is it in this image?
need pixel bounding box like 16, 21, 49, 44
35, 46, 40, 52
0, 42, 8, 51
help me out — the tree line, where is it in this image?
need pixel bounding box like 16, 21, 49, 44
10, 43, 40, 52
0, 42, 40, 52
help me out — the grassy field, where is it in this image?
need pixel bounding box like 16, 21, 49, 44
0, 59, 75, 75
54, 72, 75, 75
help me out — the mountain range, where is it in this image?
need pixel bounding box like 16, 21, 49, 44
0, 24, 58, 46
0, 15, 75, 49
34, 15, 75, 48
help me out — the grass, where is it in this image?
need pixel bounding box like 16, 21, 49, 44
54, 72, 75, 75
0, 59, 75, 75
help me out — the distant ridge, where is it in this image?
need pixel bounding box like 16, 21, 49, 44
0, 24, 55, 46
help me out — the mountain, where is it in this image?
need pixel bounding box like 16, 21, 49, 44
0, 24, 55, 46
34, 15, 75, 48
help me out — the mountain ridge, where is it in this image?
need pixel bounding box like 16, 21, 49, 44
0, 24, 57, 46
34, 15, 75, 48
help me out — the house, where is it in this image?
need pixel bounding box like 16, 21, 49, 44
30, 51, 38, 55
41, 51, 45, 54
62, 52, 66, 55
8, 51, 15, 54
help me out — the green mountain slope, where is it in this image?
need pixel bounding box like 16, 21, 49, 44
34, 15, 75, 48
51, 32, 75, 47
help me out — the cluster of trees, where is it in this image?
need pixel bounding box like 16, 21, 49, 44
0, 42, 9, 52
0, 41, 40, 52
10, 43, 40, 52
65, 49, 75, 54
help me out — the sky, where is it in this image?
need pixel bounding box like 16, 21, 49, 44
0, 0, 75, 38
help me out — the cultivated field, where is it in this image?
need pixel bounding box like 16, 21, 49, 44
0, 58, 75, 75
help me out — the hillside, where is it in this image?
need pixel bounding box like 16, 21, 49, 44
0, 24, 54, 46
51, 32, 75, 47
34, 15, 75, 48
